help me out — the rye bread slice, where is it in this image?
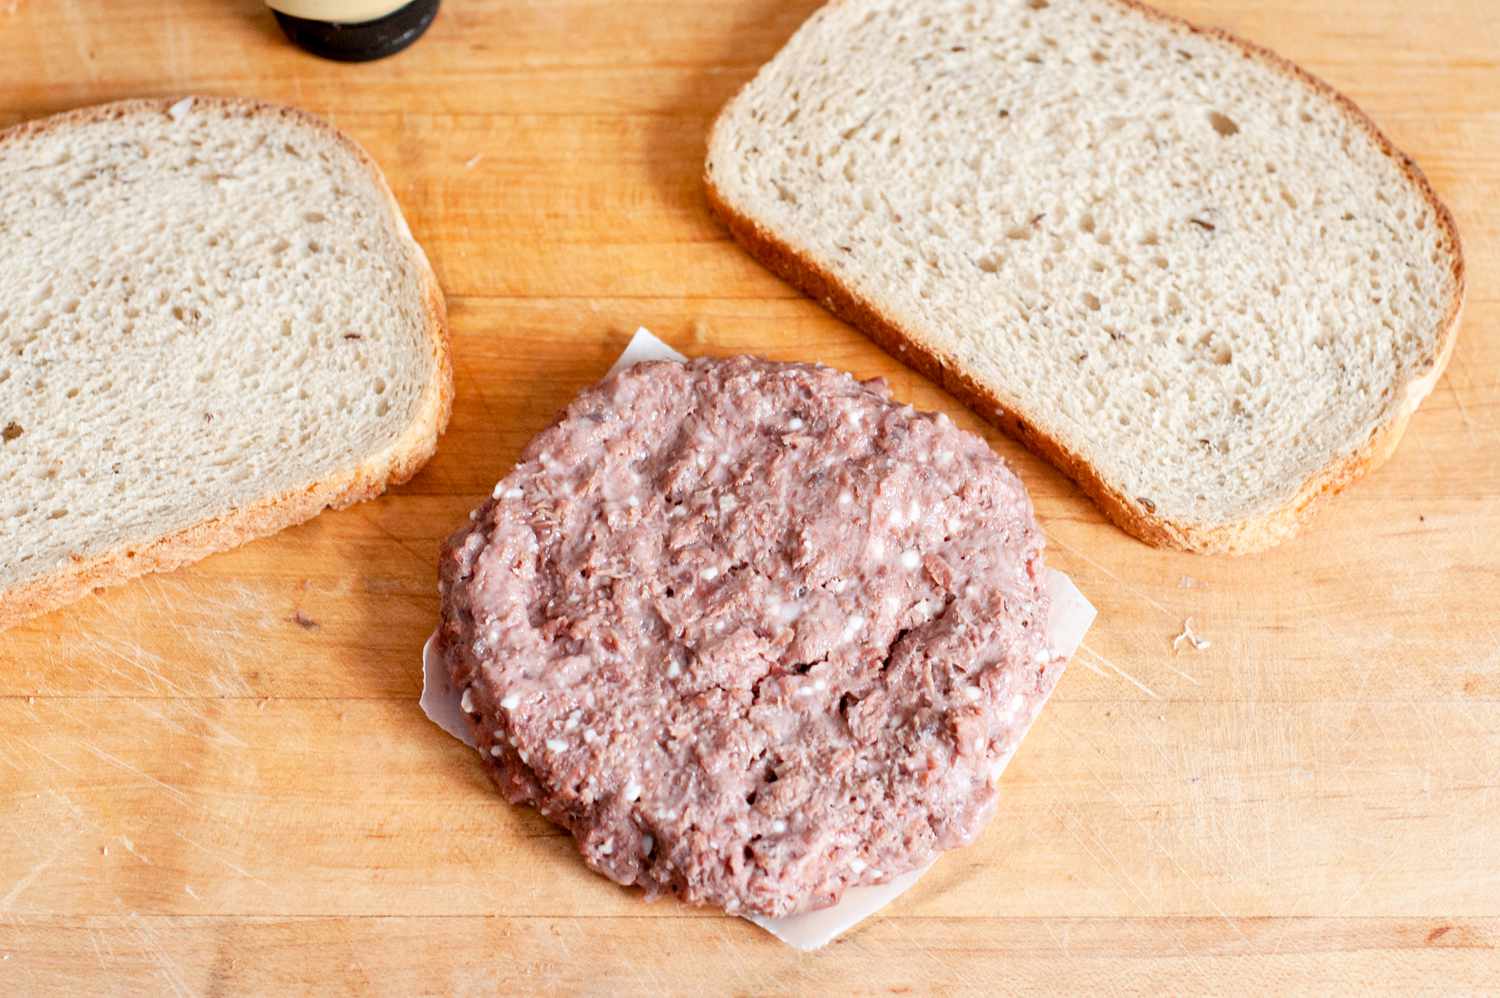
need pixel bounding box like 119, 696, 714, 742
705, 0, 1464, 553
0, 97, 451, 629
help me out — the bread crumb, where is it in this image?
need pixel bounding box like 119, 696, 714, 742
1171, 618, 1211, 653
464, 154, 484, 170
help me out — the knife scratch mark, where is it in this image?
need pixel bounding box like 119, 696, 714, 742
1044, 532, 1172, 616
124, 913, 193, 998
1079, 645, 1158, 699
82, 744, 192, 807
1444, 373, 1478, 446
171, 832, 270, 888
1071, 653, 1106, 678
0, 844, 64, 912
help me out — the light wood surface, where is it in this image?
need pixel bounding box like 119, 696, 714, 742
2, 1, 1497, 993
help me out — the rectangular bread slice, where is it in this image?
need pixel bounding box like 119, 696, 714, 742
705, 0, 1464, 553
0, 97, 452, 629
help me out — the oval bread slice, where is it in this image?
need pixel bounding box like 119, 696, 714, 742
0, 97, 451, 629
705, 0, 1465, 553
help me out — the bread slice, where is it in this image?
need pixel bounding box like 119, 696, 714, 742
0, 97, 451, 630
705, 0, 1464, 553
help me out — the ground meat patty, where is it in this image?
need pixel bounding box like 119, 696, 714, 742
438, 355, 1055, 917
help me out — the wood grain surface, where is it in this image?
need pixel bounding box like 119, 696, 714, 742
1, 1, 1497, 994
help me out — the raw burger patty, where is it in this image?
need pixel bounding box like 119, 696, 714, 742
438, 355, 1056, 917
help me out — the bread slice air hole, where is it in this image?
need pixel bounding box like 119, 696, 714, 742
1208, 111, 1240, 137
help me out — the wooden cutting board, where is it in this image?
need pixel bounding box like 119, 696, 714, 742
1, 1, 1496, 992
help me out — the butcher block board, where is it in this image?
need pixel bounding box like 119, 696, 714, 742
1, 1, 1497, 993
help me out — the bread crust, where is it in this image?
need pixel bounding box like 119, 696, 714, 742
0, 96, 453, 630
704, 0, 1466, 555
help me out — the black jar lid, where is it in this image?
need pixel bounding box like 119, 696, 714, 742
274, 0, 439, 62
